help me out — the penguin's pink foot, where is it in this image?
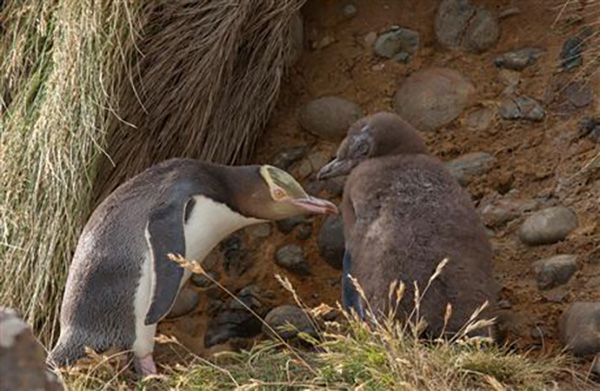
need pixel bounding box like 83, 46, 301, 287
134, 354, 157, 377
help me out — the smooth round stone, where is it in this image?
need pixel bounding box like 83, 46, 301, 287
494, 47, 545, 71
463, 8, 500, 53
445, 152, 495, 186
299, 96, 363, 140
275, 245, 310, 275
435, 0, 475, 48
167, 287, 201, 318
520, 206, 578, 246
560, 302, 600, 357
318, 215, 345, 270
532, 254, 578, 290
500, 96, 544, 122
191, 270, 220, 288
262, 305, 316, 340
247, 223, 272, 238
435, 0, 499, 53
0, 307, 64, 391
342, 4, 357, 19
393, 68, 475, 131
374, 28, 419, 63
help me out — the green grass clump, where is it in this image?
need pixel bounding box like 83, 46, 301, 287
57, 263, 576, 391
59, 316, 571, 391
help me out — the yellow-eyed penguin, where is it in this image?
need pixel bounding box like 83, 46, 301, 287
49, 158, 337, 375
317, 112, 498, 337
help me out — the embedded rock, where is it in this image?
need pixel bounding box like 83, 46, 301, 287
393, 68, 475, 131
520, 206, 578, 246
263, 305, 316, 340
299, 97, 363, 140
0, 307, 64, 391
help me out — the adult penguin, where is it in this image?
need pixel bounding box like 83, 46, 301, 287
318, 112, 498, 338
50, 158, 337, 375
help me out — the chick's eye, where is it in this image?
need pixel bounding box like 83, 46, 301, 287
356, 142, 370, 156
273, 188, 286, 199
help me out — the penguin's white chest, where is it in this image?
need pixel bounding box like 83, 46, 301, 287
133, 196, 264, 356
182, 195, 264, 266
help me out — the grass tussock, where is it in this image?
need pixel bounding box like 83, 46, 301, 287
93, 0, 305, 203
0, 0, 302, 345
57, 256, 577, 391
0, 0, 145, 344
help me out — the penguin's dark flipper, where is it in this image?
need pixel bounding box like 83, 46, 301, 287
144, 201, 186, 325
341, 249, 365, 319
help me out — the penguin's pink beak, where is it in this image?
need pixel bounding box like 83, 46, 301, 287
290, 197, 338, 215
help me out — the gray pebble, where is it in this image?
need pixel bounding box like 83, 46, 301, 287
204, 310, 261, 347
275, 245, 310, 275
229, 285, 262, 312
374, 28, 419, 63
579, 117, 600, 143
318, 215, 345, 270
263, 305, 316, 340
445, 152, 495, 186
463, 8, 500, 53
467, 107, 495, 131
532, 254, 578, 290
478, 194, 538, 227
520, 206, 578, 246
276, 215, 310, 234
560, 302, 600, 356
0, 308, 64, 391
298, 150, 333, 178
342, 4, 357, 19
271, 146, 309, 171
563, 81, 594, 108
295, 224, 313, 240
500, 96, 544, 121
542, 287, 568, 303
435, 0, 475, 48
561, 35, 584, 70
435, 0, 499, 52
191, 270, 220, 288
247, 223, 272, 238
494, 47, 544, 71
299, 97, 363, 140
364, 31, 378, 47
167, 287, 201, 318
221, 236, 251, 277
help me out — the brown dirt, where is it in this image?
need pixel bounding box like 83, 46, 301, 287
158, 0, 599, 378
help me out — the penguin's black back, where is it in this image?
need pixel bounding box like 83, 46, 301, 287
343, 153, 498, 336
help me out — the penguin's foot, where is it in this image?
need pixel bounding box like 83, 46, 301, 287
134, 354, 157, 377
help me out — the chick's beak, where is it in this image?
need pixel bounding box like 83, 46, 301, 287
316, 158, 353, 180
290, 196, 338, 215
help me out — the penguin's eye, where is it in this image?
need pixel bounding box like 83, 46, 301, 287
273, 188, 287, 200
